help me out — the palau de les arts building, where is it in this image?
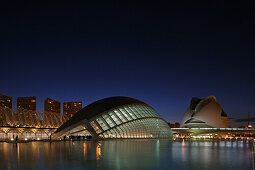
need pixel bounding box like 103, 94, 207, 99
0, 96, 172, 140
180, 96, 230, 128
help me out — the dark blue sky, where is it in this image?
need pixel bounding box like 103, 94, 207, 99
0, 1, 255, 123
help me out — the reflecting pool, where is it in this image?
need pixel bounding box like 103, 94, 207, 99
0, 140, 253, 170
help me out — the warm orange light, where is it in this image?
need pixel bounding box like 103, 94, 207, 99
96, 143, 101, 160
83, 142, 87, 159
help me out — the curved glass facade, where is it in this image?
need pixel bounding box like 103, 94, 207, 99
52, 97, 172, 140
99, 118, 171, 138
88, 104, 172, 139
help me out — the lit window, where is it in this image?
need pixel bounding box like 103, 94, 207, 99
96, 117, 109, 131
114, 110, 127, 123
119, 108, 132, 120
90, 121, 101, 134
124, 107, 137, 119
109, 112, 121, 125
102, 114, 115, 127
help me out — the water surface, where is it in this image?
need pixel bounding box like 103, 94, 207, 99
0, 140, 253, 170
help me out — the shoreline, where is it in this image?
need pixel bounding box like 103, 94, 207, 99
0, 138, 254, 143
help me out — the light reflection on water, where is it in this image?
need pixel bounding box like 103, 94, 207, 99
96, 142, 102, 160
83, 142, 87, 160
0, 140, 253, 170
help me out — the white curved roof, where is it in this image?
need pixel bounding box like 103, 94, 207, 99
180, 96, 230, 128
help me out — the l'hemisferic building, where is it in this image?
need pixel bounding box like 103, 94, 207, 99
52, 96, 172, 140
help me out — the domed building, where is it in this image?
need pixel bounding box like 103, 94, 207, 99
180, 96, 230, 128
52, 96, 172, 139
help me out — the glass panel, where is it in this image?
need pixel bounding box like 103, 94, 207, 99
139, 106, 151, 117
148, 107, 159, 117
102, 114, 115, 128
109, 112, 121, 125
108, 130, 116, 138
129, 106, 142, 118
135, 105, 147, 117
96, 117, 109, 131
101, 118, 171, 139
114, 110, 127, 123
113, 128, 121, 138
90, 121, 101, 134
144, 109, 153, 117
119, 107, 132, 120
124, 107, 137, 119
135, 105, 145, 117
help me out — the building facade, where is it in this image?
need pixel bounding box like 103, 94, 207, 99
44, 98, 62, 128
44, 98, 61, 113
17, 96, 36, 111
53, 96, 172, 139
0, 94, 12, 109
62, 101, 82, 123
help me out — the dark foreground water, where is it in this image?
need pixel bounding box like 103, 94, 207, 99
0, 140, 253, 170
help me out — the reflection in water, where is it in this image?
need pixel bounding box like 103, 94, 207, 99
96, 142, 102, 160
182, 139, 185, 146
83, 142, 87, 160
16, 144, 19, 162
156, 140, 160, 159
0, 140, 253, 170
181, 139, 185, 161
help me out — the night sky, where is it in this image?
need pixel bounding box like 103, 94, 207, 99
1, 1, 255, 125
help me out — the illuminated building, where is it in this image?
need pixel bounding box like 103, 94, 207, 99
52, 96, 172, 139
44, 98, 61, 114
17, 96, 36, 111
62, 101, 82, 123
180, 96, 230, 128
0, 94, 12, 109
16, 96, 37, 130
44, 98, 61, 121
0, 106, 62, 140
168, 122, 180, 128
0, 96, 63, 140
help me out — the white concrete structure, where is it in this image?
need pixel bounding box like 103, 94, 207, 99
180, 96, 230, 128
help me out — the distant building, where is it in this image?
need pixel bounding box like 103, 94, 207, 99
0, 94, 12, 109
44, 98, 61, 113
168, 122, 180, 128
17, 96, 36, 111
62, 101, 82, 122
180, 95, 230, 128
44, 98, 61, 124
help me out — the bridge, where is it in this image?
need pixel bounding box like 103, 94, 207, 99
172, 128, 255, 136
